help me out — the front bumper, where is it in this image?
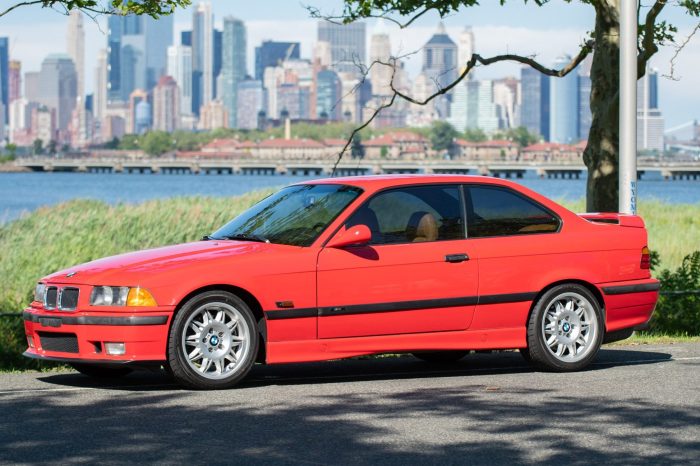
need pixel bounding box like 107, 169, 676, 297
23, 307, 173, 363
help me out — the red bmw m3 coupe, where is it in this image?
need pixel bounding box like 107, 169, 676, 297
23, 175, 659, 389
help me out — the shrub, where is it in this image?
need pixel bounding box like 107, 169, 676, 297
650, 251, 700, 335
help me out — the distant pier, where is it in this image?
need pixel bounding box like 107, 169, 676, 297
11, 157, 700, 181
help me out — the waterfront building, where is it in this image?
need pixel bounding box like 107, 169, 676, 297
38, 54, 77, 139
153, 76, 180, 132
236, 79, 265, 130
255, 41, 300, 81
31, 106, 56, 145
221, 16, 247, 128
317, 21, 366, 75
198, 99, 228, 130
453, 139, 519, 161
549, 55, 578, 144
520, 66, 550, 140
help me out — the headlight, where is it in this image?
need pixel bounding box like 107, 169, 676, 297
90, 286, 130, 306
34, 283, 46, 303
90, 286, 157, 307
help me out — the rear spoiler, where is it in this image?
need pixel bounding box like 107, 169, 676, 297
578, 213, 645, 228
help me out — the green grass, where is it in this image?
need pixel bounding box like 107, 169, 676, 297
559, 199, 700, 272
0, 192, 697, 370
608, 333, 700, 346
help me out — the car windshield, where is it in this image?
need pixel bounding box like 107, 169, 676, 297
210, 184, 362, 247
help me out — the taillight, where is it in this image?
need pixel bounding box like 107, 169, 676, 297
641, 246, 651, 269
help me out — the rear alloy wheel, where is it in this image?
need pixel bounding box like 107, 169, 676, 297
167, 291, 258, 389
524, 284, 603, 372
413, 351, 469, 363
70, 363, 132, 379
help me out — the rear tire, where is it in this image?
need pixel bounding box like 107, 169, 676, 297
412, 351, 469, 363
70, 363, 132, 379
167, 290, 258, 390
524, 284, 603, 372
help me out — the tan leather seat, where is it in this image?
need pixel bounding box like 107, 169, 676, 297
407, 212, 439, 242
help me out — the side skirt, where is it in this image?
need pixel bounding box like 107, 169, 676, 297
266, 327, 526, 364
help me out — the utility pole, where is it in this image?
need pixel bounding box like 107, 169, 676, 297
619, 0, 638, 214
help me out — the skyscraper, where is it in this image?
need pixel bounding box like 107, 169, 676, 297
192, 2, 214, 113
67, 11, 85, 101
236, 79, 265, 130
457, 26, 475, 73
316, 69, 341, 120
317, 21, 366, 75
422, 23, 458, 91
167, 45, 193, 119
637, 68, 664, 151
8, 60, 21, 103
213, 28, 223, 98
153, 75, 179, 132
520, 66, 550, 140
221, 16, 246, 128
107, 14, 173, 103
369, 21, 392, 97
94, 49, 108, 121
255, 41, 300, 81
0, 37, 8, 121
549, 55, 578, 144
38, 54, 77, 138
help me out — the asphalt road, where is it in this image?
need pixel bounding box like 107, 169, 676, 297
0, 343, 698, 465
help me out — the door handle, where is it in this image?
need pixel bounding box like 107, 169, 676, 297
445, 253, 469, 263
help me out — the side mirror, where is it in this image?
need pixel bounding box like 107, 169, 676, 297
327, 224, 372, 249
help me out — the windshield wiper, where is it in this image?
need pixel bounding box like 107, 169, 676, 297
201, 235, 217, 241
220, 233, 270, 243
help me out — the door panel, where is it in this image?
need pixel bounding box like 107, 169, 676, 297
317, 241, 478, 338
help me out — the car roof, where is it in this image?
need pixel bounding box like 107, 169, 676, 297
296, 174, 521, 190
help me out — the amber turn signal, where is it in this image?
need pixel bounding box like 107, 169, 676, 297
126, 287, 158, 307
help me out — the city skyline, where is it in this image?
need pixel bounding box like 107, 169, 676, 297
1, 1, 699, 128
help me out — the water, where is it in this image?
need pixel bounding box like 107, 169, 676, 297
0, 171, 698, 223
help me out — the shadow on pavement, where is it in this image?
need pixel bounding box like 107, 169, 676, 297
1, 348, 694, 464
33, 347, 672, 392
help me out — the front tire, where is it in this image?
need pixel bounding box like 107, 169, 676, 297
167, 291, 259, 389
524, 284, 603, 372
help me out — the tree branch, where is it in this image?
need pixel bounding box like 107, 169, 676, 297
0, 1, 45, 18
307, 4, 433, 29
663, 20, 700, 80
330, 44, 592, 175
639, 0, 668, 76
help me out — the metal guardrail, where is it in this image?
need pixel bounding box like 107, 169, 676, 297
1, 289, 698, 318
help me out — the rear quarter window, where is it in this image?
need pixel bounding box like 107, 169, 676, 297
465, 185, 560, 238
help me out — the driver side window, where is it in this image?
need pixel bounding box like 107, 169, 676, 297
345, 185, 464, 245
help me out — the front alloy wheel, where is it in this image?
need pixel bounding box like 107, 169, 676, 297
167, 291, 258, 389
524, 284, 603, 372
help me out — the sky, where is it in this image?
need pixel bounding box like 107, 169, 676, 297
2, 0, 700, 128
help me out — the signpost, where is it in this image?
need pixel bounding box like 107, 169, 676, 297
619, 0, 638, 214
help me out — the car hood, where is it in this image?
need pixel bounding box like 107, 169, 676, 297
43, 240, 273, 285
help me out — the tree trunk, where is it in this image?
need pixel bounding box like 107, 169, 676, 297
583, 0, 621, 212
